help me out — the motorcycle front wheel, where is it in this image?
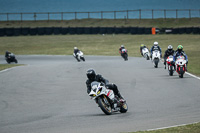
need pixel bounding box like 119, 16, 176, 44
169, 65, 173, 76
179, 67, 184, 78
98, 97, 112, 115
154, 59, 159, 68
120, 103, 128, 113
15, 59, 18, 63
80, 57, 85, 61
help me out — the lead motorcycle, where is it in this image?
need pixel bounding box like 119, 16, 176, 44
175, 56, 187, 78
89, 81, 128, 115
142, 48, 150, 60
73, 51, 85, 62
166, 55, 175, 76
120, 49, 128, 61
5, 53, 18, 64
152, 50, 161, 68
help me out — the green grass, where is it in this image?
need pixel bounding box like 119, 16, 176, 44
1, 18, 200, 28
0, 64, 22, 71
0, 34, 200, 76
131, 122, 200, 133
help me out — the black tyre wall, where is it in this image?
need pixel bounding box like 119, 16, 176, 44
5, 28, 14, 36
37, 27, 45, 35
53, 27, 61, 35
30, 28, 37, 35
0, 28, 5, 36
21, 27, 29, 35
14, 28, 21, 36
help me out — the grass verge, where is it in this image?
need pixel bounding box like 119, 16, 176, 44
0, 34, 199, 76
131, 122, 200, 133
1, 18, 200, 28
0, 64, 23, 71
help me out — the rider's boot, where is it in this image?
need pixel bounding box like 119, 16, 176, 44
117, 92, 126, 103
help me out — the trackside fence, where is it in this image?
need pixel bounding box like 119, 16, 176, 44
0, 9, 200, 21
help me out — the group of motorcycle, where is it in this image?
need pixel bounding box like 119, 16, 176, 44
165, 55, 187, 78
141, 47, 187, 78
73, 47, 129, 62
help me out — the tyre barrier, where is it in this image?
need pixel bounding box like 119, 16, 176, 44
68, 27, 77, 34
0, 27, 199, 36
84, 27, 91, 34
14, 28, 21, 36
137, 27, 145, 34
5, 28, 14, 36
178, 27, 186, 34
37, 27, 45, 35
186, 27, 193, 34
21, 28, 29, 35
53, 27, 61, 35
193, 27, 200, 34
45, 27, 53, 35
91, 27, 100, 34
130, 27, 138, 34
145, 28, 152, 34
0, 28, 5, 36
30, 28, 37, 35
61, 27, 69, 35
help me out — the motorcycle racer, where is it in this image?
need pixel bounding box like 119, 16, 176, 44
140, 44, 148, 56
119, 44, 125, 54
73, 47, 80, 58
164, 45, 175, 66
150, 41, 162, 58
86, 69, 125, 101
5, 51, 11, 59
173, 45, 188, 69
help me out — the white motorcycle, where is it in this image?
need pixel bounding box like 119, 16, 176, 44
152, 50, 161, 68
73, 51, 85, 62
142, 48, 150, 60
89, 81, 128, 115
175, 56, 187, 78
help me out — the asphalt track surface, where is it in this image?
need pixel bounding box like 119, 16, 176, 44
0, 55, 200, 133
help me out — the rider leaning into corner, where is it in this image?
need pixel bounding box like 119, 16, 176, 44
119, 45, 126, 55
150, 41, 162, 59
74, 47, 80, 57
5, 51, 11, 59
164, 45, 175, 66
173, 45, 188, 71
140, 44, 148, 56
86, 68, 125, 102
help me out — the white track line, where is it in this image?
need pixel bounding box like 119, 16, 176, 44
161, 59, 200, 80
0, 68, 9, 73
186, 72, 200, 80
147, 122, 199, 131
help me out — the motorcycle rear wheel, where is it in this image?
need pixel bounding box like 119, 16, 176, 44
98, 97, 112, 115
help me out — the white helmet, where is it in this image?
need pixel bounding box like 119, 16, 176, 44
154, 41, 158, 46
74, 47, 77, 50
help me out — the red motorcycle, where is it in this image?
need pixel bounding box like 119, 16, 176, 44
175, 56, 187, 78
166, 55, 175, 76
119, 49, 128, 61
